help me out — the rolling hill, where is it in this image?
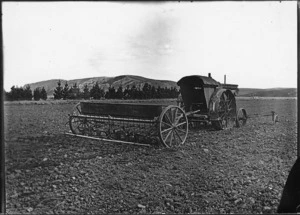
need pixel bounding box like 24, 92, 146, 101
26, 75, 179, 97
25, 75, 297, 98
237, 88, 297, 97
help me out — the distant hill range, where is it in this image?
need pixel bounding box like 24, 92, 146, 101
27, 75, 178, 97
25, 75, 297, 97
237, 88, 297, 97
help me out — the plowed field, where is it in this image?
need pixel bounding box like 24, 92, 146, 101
4, 98, 297, 214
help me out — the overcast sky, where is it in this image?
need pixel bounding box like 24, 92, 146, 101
2, 1, 297, 91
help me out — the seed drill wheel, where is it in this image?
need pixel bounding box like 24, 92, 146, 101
69, 103, 96, 135
209, 89, 238, 130
159, 105, 188, 148
236, 108, 247, 127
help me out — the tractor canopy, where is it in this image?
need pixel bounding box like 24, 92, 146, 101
177, 75, 220, 112
177, 75, 220, 88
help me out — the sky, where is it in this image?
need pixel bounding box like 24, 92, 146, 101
2, 1, 297, 91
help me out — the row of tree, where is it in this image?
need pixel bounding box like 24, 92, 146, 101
53, 81, 179, 100
4, 85, 47, 101
53, 81, 90, 100
4, 80, 179, 101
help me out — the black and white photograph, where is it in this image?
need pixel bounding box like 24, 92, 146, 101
2, 1, 298, 214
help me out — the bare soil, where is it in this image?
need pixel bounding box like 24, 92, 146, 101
4, 98, 298, 214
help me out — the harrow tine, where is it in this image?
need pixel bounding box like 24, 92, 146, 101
64, 132, 151, 147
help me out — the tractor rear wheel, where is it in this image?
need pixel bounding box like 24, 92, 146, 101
209, 89, 238, 130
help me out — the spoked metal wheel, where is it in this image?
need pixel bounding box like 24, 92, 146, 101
159, 105, 188, 148
209, 89, 237, 130
236, 108, 247, 127
69, 116, 91, 135
69, 102, 97, 135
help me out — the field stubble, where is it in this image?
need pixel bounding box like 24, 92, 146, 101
4, 98, 298, 214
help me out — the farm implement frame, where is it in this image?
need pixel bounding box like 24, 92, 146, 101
66, 74, 248, 148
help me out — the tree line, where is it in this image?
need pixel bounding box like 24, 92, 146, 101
4, 85, 47, 101
53, 80, 179, 100
4, 80, 179, 101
